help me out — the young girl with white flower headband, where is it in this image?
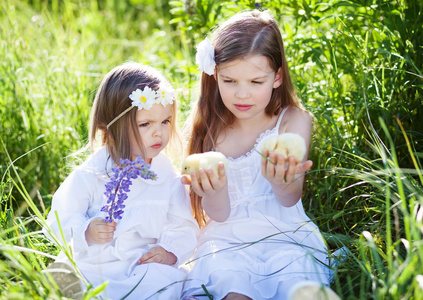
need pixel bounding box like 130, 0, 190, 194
181, 10, 339, 300
44, 62, 199, 300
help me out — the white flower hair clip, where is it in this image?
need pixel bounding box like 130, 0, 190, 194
196, 37, 216, 76
107, 86, 174, 129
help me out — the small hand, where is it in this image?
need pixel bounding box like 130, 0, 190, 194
138, 247, 177, 265
189, 162, 227, 197
181, 174, 192, 185
85, 218, 117, 245
261, 150, 312, 185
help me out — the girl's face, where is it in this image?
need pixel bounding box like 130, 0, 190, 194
129, 103, 173, 163
215, 55, 282, 122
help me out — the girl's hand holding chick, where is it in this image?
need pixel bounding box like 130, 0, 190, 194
260, 133, 313, 185
181, 152, 228, 197
261, 150, 312, 185
181, 152, 230, 222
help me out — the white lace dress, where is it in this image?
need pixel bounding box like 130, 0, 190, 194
182, 109, 330, 300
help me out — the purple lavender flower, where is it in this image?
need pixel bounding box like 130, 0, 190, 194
102, 156, 157, 223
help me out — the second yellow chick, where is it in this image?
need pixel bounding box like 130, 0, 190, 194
259, 133, 306, 163
182, 152, 228, 182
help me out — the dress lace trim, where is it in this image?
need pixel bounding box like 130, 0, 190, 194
227, 107, 288, 162
227, 127, 278, 162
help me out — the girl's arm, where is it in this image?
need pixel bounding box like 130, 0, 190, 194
44, 169, 97, 252
189, 163, 231, 222
261, 107, 313, 207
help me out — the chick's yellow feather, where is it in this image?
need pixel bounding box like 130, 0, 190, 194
260, 133, 306, 163
182, 152, 228, 182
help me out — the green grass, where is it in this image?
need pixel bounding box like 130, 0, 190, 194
1, 0, 422, 299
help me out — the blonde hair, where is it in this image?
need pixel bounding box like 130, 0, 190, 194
186, 10, 304, 226
89, 62, 181, 165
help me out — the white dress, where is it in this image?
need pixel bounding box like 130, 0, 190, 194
45, 147, 199, 300
182, 109, 330, 300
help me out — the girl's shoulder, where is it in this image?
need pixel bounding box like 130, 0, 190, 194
77, 146, 111, 174
278, 106, 312, 134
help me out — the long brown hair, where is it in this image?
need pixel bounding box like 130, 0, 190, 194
186, 10, 303, 226
89, 62, 180, 165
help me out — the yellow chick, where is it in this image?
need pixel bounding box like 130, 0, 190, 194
259, 133, 306, 163
182, 152, 228, 182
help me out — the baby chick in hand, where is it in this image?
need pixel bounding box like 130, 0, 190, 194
182, 152, 228, 182
260, 133, 306, 163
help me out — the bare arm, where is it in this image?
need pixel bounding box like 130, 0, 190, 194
183, 163, 231, 222
261, 107, 313, 207
262, 152, 312, 206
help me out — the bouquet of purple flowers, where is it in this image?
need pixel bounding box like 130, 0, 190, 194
101, 156, 157, 223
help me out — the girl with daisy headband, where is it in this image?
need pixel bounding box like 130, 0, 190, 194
182, 10, 339, 300
45, 62, 199, 299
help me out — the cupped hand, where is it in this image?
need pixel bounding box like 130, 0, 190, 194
181, 174, 192, 185
187, 162, 227, 198
85, 218, 117, 245
138, 247, 177, 265
261, 149, 312, 185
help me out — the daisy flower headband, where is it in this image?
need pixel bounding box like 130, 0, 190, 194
196, 37, 216, 76
106, 86, 174, 130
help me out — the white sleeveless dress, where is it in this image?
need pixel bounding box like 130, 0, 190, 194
182, 109, 330, 300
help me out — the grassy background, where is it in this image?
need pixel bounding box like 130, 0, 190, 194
1, 0, 422, 299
